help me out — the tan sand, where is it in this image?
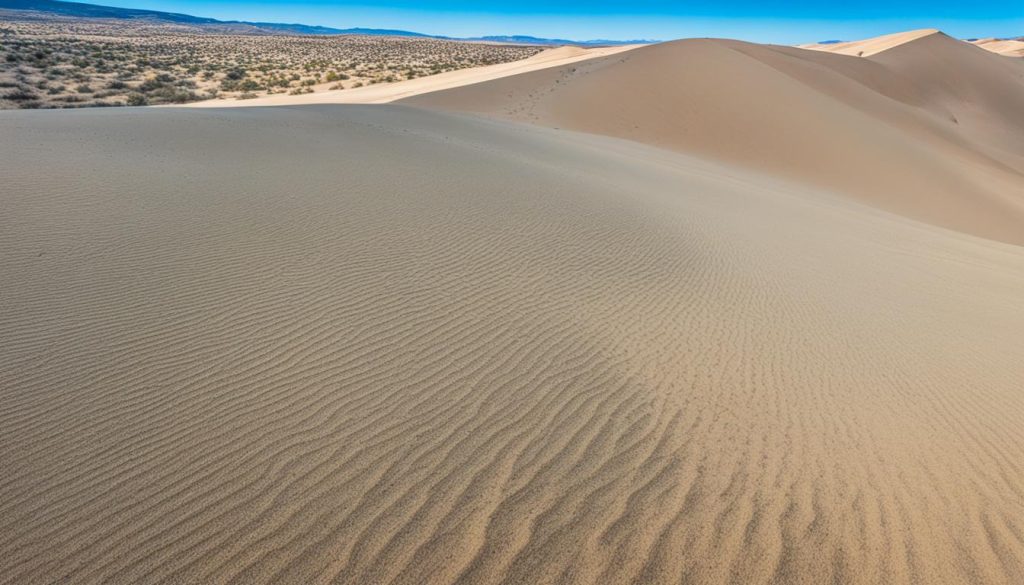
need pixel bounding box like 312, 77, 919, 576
969, 38, 1024, 57
799, 28, 940, 56
802, 30, 1024, 58
183, 44, 639, 107
2, 104, 1024, 584
405, 31, 1024, 245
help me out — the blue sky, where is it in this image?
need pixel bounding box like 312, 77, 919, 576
97, 0, 1024, 43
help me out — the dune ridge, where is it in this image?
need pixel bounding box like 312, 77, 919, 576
799, 28, 941, 56
970, 38, 1024, 57
802, 29, 1024, 58
404, 32, 1024, 245
2, 105, 1024, 584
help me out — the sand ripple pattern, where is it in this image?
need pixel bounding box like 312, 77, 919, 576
2, 106, 1024, 584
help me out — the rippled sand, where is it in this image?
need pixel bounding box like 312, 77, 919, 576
2, 105, 1023, 584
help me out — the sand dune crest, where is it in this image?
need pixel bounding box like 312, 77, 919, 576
404, 33, 1024, 245
800, 28, 941, 56
970, 38, 1024, 57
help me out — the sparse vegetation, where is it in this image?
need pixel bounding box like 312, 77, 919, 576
0, 15, 544, 109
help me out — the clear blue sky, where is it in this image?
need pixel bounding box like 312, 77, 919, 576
96, 0, 1024, 43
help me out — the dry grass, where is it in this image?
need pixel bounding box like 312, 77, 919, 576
0, 12, 544, 109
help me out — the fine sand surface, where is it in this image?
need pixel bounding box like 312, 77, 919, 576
3, 105, 1024, 584
184, 44, 639, 107
802, 30, 1024, 58
970, 38, 1024, 57
404, 31, 1024, 245
799, 28, 942, 57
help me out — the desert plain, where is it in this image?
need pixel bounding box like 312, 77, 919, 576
2, 22, 1024, 585
0, 13, 544, 108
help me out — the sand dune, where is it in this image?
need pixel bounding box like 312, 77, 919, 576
803, 30, 1024, 59
404, 32, 1024, 245
184, 44, 638, 107
800, 28, 941, 56
869, 32, 1024, 162
3, 104, 1024, 584
970, 38, 1024, 57
5, 26, 1024, 585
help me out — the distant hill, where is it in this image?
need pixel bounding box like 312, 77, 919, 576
2, 0, 218, 23
0, 0, 652, 45
0, 0, 416, 35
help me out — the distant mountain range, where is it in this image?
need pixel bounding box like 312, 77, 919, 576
0, 0, 654, 46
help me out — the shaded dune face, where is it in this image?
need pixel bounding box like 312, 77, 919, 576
403, 33, 1024, 246
2, 106, 1024, 584
868, 33, 1024, 158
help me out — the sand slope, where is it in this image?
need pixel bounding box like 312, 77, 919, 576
404, 32, 1024, 245
3, 105, 1024, 584
184, 44, 638, 108
870, 32, 1024, 161
970, 38, 1024, 57
803, 30, 1024, 58
799, 28, 941, 57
